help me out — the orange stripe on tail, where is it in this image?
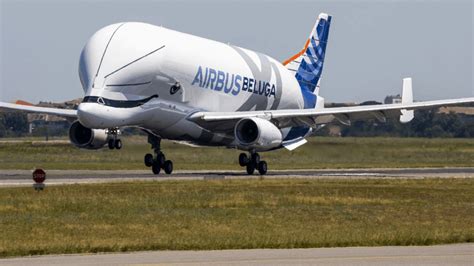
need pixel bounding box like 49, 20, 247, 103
282, 39, 310, 66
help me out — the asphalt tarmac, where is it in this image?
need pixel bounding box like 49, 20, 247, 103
1, 167, 473, 186
1, 244, 472, 265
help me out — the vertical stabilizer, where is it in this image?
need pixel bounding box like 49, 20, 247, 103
283, 13, 332, 108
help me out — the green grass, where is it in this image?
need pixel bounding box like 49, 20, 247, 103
0, 136, 473, 170
0, 178, 472, 257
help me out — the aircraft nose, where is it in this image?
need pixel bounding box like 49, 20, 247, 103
77, 103, 104, 128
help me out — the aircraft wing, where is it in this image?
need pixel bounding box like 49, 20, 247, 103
189, 78, 473, 132
2, 79, 472, 131
189, 97, 474, 125
188, 98, 474, 133
0, 102, 77, 118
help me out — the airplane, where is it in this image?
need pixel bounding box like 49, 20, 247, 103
1, 13, 473, 175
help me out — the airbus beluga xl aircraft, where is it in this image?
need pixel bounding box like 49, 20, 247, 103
1, 13, 473, 175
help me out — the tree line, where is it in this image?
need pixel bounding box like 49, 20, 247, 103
333, 109, 473, 138
0, 113, 29, 138
1, 108, 473, 138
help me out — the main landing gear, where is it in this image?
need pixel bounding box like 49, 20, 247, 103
239, 152, 267, 175
144, 134, 173, 175
107, 128, 122, 150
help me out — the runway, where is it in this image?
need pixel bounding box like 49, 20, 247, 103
0, 167, 473, 186
1, 244, 472, 265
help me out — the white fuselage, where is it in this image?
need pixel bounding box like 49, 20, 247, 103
77, 22, 309, 147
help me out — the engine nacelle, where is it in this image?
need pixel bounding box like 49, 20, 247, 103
234, 117, 283, 151
69, 120, 109, 149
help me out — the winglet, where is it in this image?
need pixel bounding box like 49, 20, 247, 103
400, 78, 414, 123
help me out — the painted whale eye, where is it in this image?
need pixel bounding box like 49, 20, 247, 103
170, 82, 181, 95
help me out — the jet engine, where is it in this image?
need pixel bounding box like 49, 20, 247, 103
69, 120, 109, 149
234, 117, 282, 151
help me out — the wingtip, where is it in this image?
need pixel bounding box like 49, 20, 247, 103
14, 100, 34, 106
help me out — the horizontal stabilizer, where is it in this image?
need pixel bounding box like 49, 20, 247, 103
283, 137, 308, 151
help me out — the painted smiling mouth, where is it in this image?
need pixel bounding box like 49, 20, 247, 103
82, 94, 159, 108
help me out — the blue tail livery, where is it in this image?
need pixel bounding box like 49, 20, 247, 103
283, 13, 332, 108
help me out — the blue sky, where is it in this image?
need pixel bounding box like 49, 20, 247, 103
1, 0, 472, 103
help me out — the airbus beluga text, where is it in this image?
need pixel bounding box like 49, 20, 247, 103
1, 13, 473, 175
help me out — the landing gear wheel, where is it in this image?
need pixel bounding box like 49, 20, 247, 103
246, 163, 255, 175
251, 153, 260, 165
146, 134, 174, 175
156, 153, 166, 166
114, 139, 122, 150
239, 153, 249, 166
258, 161, 267, 175
152, 161, 161, 175
164, 160, 173, 174
144, 154, 154, 167
108, 139, 115, 150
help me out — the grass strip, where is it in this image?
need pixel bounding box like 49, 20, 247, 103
0, 178, 472, 257
0, 137, 473, 170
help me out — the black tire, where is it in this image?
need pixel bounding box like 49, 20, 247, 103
239, 153, 249, 166
144, 154, 154, 167
258, 161, 267, 175
108, 139, 115, 149
246, 163, 255, 175
164, 160, 173, 174
251, 153, 260, 165
156, 153, 166, 166
114, 139, 122, 149
152, 162, 161, 175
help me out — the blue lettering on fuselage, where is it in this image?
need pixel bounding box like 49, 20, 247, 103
191, 66, 276, 98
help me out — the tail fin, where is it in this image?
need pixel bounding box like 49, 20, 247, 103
283, 13, 332, 108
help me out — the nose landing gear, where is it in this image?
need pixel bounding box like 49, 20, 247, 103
144, 134, 173, 175
239, 152, 267, 175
